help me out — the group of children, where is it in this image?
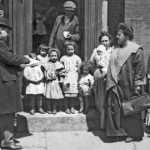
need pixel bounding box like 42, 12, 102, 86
22, 37, 150, 132
23, 40, 101, 115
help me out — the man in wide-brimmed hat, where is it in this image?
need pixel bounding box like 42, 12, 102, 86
0, 16, 30, 149
49, 1, 80, 57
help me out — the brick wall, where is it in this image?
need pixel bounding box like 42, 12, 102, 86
125, 0, 150, 69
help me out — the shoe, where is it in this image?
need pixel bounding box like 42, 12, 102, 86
13, 139, 20, 144
30, 109, 35, 115
133, 137, 143, 142
52, 109, 57, 115
78, 108, 83, 113
70, 108, 75, 114
1, 140, 22, 149
125, 137, 133, 143
65, 109, 71, 114
5, 144, 22, 150
47, 111, 52, 114
125, 137, 142, 143
78, 110, 83, 113
38, 107, 45, 114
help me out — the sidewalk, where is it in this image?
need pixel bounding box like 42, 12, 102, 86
14, 110, 150, 150
16, 131, 150, 150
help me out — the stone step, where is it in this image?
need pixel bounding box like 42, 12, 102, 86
16, 108, 101, 133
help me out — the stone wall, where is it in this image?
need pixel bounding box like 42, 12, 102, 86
125, 0, 150, 68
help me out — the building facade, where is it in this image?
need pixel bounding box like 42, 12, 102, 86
2, 0, 150, 66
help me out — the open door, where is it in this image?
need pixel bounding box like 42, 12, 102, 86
9, 0, 33, 56
82, 0, 103, 60
32, 0, 78, 52
8, 0, 33, 104
7, 0, 103, 60
32, 0, 66, 52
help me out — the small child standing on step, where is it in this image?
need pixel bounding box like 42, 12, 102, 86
60, 40, 82, 114
78, 62, 94, 113
23, 53, 45, 115
43, 48, 65, 114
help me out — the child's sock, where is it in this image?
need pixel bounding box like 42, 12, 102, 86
52, 100, 57, 114
79, 97, 84, 113
37, 95, 45, 114
84, 96, 89, 114
47, 99, 52, 114
70, 98, 75, 114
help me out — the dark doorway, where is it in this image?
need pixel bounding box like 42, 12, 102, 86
32, 0, 81, 53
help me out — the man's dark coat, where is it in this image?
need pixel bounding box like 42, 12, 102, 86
0, 40, 29, 114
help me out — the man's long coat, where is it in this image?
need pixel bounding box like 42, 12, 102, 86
0, 40, 29, 114
49, 15, 80, 56
105, 41, 145, 137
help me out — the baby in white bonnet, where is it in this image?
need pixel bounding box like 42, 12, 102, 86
94, 45, 110, 77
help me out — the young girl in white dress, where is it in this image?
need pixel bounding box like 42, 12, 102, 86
23, 53, 45, 115
78, 62, 94, 113
43, 49, 65, 114
37, 44, 49, 63
60, 40, 82, 114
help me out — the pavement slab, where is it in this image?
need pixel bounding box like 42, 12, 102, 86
17, 132, 46, 150
16, 131, 150, 150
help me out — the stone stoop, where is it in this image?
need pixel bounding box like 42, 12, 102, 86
15, 108, 101, 134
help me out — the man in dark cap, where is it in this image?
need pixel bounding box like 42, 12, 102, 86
49, 1, 80, 56
105, 23, 145, 142
0, 16, 30, 149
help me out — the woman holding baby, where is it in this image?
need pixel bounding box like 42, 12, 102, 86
49, 1, 80, 57
89, 31, 112, 129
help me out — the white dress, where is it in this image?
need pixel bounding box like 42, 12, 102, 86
60, 54, 82, 97
37, 55, 49, 62
44, 61, 64, 99
79, 74, 94, 96
24, 65, 45, 95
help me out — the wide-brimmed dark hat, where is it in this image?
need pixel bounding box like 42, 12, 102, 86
0, 17, 12, 29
